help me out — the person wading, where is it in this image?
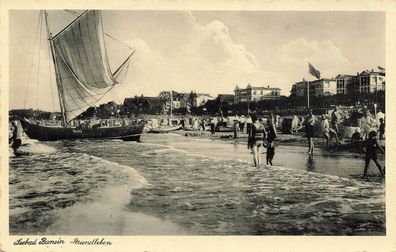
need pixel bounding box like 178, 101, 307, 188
304, 109, 316, 156
330, 106, 341, 144
361, 131, 385, 180
265, 114, 277, 166
248, 115, 266, 168
10, 120, 22, 155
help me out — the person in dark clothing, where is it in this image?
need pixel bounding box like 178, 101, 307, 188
10, 121, 22, 155
350, 128, 363, 151
264, 140, 275, 166
378, 118, 385, 140
361, 131, 385, 179
304, 109, 316, 155
265, 114, 277, 165
351, 128, 363, 143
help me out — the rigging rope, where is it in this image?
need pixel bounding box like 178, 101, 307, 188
104, 32, 134, 50
65, 10, 80, 16
24, 10, 43, 110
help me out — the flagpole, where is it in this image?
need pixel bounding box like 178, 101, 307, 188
307, 79, 310, 109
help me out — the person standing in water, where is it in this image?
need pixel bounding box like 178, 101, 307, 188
10, 120, 22, 155
265, 114, 277, 166
361, 131, 385, 179
321, 114, 331, 150
360, 111, 374, 140
378, 118, 385, 140
248, 115, 266, 168
330, 106, 341, 142
246, 115, 253, 136
304, 109, 316, 155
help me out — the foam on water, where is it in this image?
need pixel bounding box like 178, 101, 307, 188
9, 147, 152, 235
82, 154, 148, 189
46, 185, 186, 235
9, 135, 385, 235
17, 141, 57, 154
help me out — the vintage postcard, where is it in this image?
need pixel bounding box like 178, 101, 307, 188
1, 0, 395, 251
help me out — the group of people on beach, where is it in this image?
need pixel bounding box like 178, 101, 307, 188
244, 105, 385, 180
301, 106, 385, 180
247, 114, 278, 168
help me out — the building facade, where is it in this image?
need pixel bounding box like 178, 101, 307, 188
234, 84, 281, 103
335, 74, 354, 94
217, 94, 235, 105
291, 78, 336, 97
291, 81, 308, 97
310, 78, 337, 96
291, 68, 386, 97
357, 70, 385, 93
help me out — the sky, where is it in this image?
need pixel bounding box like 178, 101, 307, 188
9, 10, 385, 112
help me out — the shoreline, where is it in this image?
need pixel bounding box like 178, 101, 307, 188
173, 129, 385, 152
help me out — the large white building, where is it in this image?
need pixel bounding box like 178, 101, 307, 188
353, 69, 385, 94
291, 68, 386, 97
291, 78, 336, 97
234, 84, 281, 103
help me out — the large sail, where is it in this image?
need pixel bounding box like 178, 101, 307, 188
52, 10, 121, 122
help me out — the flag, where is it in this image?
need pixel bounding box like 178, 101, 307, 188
378, 66, 385, 71
308, 62, 321, 79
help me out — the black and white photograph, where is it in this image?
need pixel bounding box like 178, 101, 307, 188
2, 1, 396, 251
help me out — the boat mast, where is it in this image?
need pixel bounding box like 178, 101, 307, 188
43, 10, 67, 126
170, 90, 173, 123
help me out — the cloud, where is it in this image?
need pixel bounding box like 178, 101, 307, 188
118, 13, 274, 99
13, 11, 361, 111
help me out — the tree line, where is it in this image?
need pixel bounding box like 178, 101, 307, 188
10, 90, 384, 120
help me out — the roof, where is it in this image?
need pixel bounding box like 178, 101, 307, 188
240, 85, 281, 91
310, 78, 336, 82
196, 93, 212, 97
359, 70, 385, 76
335, 74, 354, 78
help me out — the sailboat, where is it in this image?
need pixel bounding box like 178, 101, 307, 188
20, 10, 145, 141
148, 90, 182, 133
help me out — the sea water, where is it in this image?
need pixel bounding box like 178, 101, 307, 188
9, 133, 385, 235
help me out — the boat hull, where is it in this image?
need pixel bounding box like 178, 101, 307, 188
20, 119, 145, 141
149, 125, 182, 133
216, 126, 234, 132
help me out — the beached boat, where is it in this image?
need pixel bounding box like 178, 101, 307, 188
148, 125, 182, 133
20, 10, 144, 141
216, 126, 234, 132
